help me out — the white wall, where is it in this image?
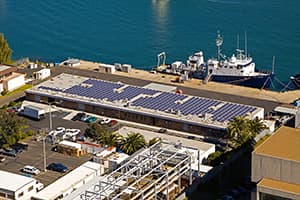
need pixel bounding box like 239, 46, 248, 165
0, 83, 3, 93
200, 145, 216, 163
3, 74, 25, 92
35, 69, 51, 80
14, 180, 38, 200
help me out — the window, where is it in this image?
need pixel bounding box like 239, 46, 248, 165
28, 185, 34, 192
260, 192, 292, 200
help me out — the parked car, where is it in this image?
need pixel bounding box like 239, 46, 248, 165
0, 148, 17, 157
80, 114, 90, 122
22, 165, 40, 175
158, 128, 168, 133
47, 162, 68, 173
65, 129, 81, 141
100, 118, 111, 125
0, 156, 6, 162
85, 116, 97, 123
71, 112, 86, 121
55, 127, 66, 134
108, 120, 118, 127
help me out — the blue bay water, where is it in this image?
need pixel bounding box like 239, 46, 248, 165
0, 0, 300, 85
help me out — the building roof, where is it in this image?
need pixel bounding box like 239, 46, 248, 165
258, 178, 300, 195
0, 65, 17, 76
3, 72, 24, 82
143, 83, 177, 92
274, 106, 299, 115
254, 126, 300, 162
33, 161, 101, 200
27, 73, 262, 129
118, 127, 214, 152
0, 170, 35, 192
59, 140, 82, 149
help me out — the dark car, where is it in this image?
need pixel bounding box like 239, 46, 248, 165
158, 128, 168, 133
71, 112, 86, 121
0, 148, 17, 157
47, 163, 68, 173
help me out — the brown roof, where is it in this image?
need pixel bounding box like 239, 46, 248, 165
258, 178, 300, 195
3, 72, 24, 82
0, 65, 17, 76
254, 126, 300, 162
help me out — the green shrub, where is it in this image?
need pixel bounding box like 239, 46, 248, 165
8, 101, 17, 107
206, 151, 223, 167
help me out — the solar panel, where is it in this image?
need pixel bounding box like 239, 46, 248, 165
39, 77, 258, 123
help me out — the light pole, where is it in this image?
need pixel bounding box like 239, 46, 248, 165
39, 100, 62, 172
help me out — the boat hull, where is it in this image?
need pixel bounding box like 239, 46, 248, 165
210, 74, 275, 89
291, 74, 300, 89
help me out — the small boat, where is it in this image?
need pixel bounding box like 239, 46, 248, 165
290, 74, 300, 88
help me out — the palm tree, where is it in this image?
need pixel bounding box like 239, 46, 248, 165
249, 117, 266, 136
148, 137, 162, 147
120, 132, 146, 155
227, 116, 266, 148
98, 131, 123, 148
227, 116, 249, 139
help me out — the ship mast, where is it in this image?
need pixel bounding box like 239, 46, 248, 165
237, 34, 239, 50
216, 31, 223, 61
272, 56, 275, 74
244, 31, 247, 56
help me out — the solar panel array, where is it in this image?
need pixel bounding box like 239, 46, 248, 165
63, 79, 157, 102
38, 78, 257, 123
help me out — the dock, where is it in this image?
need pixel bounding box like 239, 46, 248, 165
72, 60, 300, 105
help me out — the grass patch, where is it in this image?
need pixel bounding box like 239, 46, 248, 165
2, 84, 32, 97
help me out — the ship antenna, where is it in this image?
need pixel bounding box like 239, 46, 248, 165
216, 30, 223, 61
237, 34, 239, 50
272, 56, 275, 74
244, 31, 247, 56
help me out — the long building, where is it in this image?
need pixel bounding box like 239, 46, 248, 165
252, 126, 300, 200
25, 73, 264, 137
0, 170, 40, 200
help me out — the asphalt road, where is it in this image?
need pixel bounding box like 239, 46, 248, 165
27, 112, 88, 133
49, 66, 281, 113
0, 138, 92, 187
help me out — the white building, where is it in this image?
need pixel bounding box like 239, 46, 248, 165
0, 170, 39, 200
93, 147, 130, 172
33, 68, 51, 80
0, 65, 25, 93
32, 161, 103, 200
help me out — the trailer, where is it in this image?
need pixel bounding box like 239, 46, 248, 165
21, 105, 45, 120
33, 68, 51, 80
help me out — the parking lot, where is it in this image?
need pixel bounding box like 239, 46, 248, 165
0, 136, 92, 186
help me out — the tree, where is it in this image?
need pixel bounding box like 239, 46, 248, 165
249, 117, 266, 135
148, 137, 161, 147
0, 110, 28, 148
98, 131, 123, 148
0, 33, 12, 64
85, 123, 108, 141
120, 132, 146, 155
227, 116, 265, 148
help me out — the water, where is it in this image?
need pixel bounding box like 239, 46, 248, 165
0, 0, 300, 87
